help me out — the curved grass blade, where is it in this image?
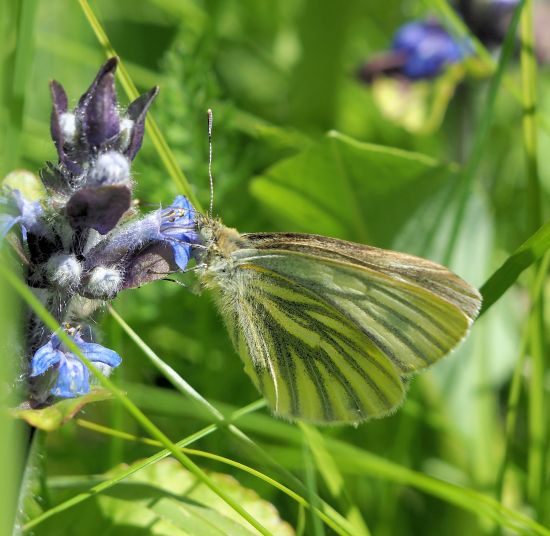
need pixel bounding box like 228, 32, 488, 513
22, 400, 265, 533
519, 0, 547, 515
300, 423, 370, 536
479, 218, 550, 315
494, 252, 550, 535
0, 265, 269, 536
109, 305, 224, 421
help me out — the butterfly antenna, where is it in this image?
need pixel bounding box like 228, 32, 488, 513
207, 108, 214, 218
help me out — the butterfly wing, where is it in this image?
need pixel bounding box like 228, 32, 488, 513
205, 231, 481, 424
209, 260, 405, 424
240, 233, 481, 374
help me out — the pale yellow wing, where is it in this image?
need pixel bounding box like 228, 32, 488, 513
206, 231, 480, 424
209, 264, 405, 424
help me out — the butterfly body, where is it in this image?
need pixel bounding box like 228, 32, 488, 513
194, 216, 481, 425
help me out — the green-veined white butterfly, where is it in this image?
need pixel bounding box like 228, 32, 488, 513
182, 109, 482, 425
192, 214, 481, 425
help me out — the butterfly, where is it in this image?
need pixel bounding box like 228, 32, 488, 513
192, 214, 481, 425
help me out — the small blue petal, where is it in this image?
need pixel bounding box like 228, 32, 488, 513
30, 341, 63, 376
13, 190, 45, 236
156, 195, 201, 272
51, 355, 90, 398
77, 340, 122, 368
170, 195, 195, 212
0, 189, 47, 240
171, 242, 192, 271
0, 214, 20, 239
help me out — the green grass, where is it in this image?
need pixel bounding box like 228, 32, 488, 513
2, 0, 550, 534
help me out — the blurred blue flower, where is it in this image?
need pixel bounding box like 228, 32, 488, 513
30, 328, 122, 398
158, 195, 200, 271
358, 18, 473, 83
392, 20, 470, 79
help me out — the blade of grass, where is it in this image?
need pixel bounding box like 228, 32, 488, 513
77, 0, 202, 211
108, 305, 224, 421
299, 424, 371, 536
0, 245, 23, 535
479, 217, 550, 315
302, 433, 325, 536
1, 0, 38, 176
494, 252, 550, 535
519, 0, 546, 513
126, 382, 550, 535
105, 316, 125, 468
441, 0, 524, 265
0, 265, 270, 536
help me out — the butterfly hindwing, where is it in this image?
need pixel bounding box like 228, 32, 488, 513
211, 263, 405, 424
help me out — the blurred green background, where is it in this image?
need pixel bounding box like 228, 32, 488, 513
1, 0, 549, 535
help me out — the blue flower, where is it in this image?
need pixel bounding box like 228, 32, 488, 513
0, 189, 45, 240
30, 329, 122, 398
392, 20, 470, 80
158, 195, 200, 271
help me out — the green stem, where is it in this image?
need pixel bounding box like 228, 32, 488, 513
442, 0, 524, 265
73, 419, 350, 536
493, 253, 550, 535
519, 0, 546, 514
22, 400, 260, 532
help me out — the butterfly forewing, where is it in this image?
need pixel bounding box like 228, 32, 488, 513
237, 235, 480, 375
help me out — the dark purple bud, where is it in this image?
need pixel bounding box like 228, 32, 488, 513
50, 82, 68, 157
124, 86, 159, 160
49, 81, 82, 174
84, 70, 120, 148
122, 242, 178, 289
78, 57, 118, 110
65, 185, 131, 234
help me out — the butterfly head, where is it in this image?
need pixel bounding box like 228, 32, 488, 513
194, 215, 249, 285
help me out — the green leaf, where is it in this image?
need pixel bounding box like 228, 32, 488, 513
11, 390, 113, 431
38, 459, 294, 536
250, 131, 457, 248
